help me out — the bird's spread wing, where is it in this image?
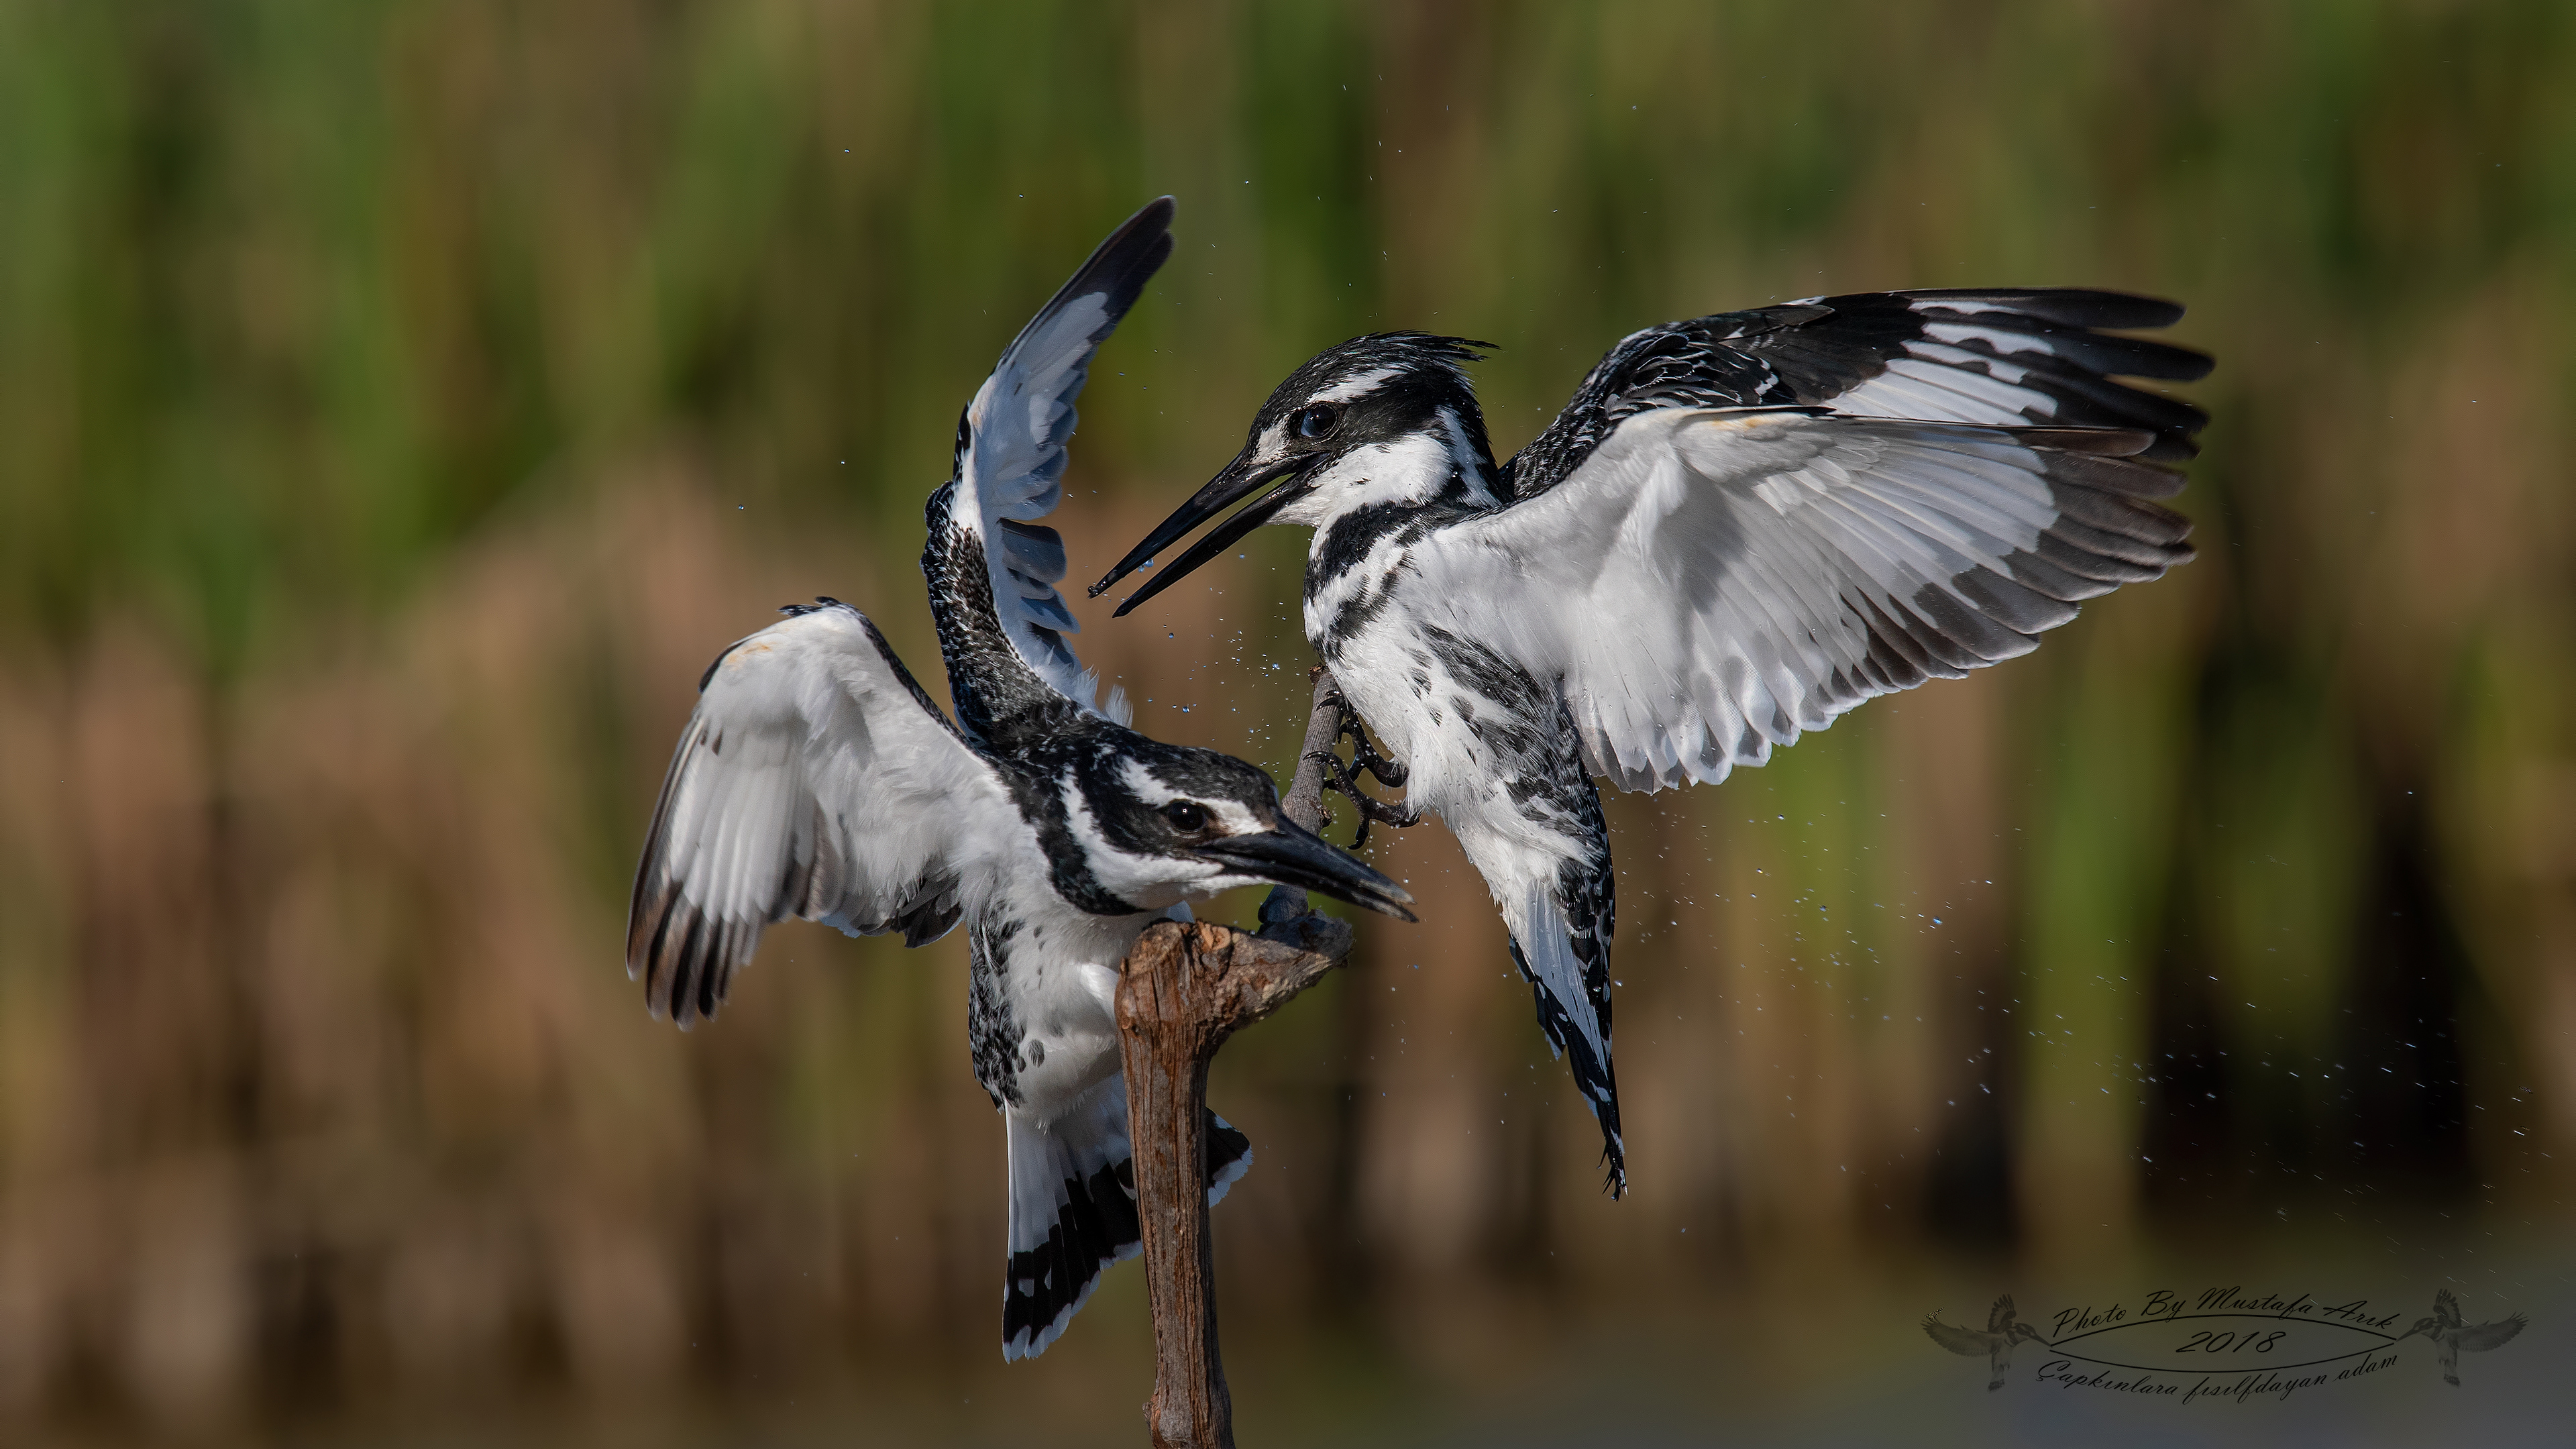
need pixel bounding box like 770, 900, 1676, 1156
1419, 409, 2192, 793
945, 196, 1174, 720
1737, 290, 2208, 458
1924, 1316, 1990, 1356
2456, 1313, 2528, 1354
1506, 289, 2208, 500
2434, 1287, 2463, 1325
1989, 1295, 2017, 1333
627, 602, 1018, 1025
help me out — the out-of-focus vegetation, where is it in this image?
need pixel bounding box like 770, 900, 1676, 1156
1, 1, 2570, 1442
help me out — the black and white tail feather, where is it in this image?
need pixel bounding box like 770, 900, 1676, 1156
1002, 1077, 1251, 1361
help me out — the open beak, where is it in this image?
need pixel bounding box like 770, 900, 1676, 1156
1196, 816, 1417, 922
1090, 449, 1323, 616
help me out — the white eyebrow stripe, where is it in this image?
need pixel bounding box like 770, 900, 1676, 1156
1118, 757, 1181, 805
1311, 364, 1404, 404
1205, 800, 1265, 835
1116, 758, 1268, 835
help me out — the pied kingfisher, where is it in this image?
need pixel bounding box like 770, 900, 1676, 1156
625, 199, 1411, 1361
1090, 289, 2207, 1194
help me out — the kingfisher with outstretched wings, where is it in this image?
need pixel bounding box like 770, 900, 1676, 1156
1094, 288, 2205, 1193
628, 199, 1411, 1360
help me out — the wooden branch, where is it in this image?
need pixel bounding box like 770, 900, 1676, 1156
1118, 920, 1350, 1448
1276, 667, 1346, 836
1117, 667, 1354, 1449
1256, 665, 1350, 934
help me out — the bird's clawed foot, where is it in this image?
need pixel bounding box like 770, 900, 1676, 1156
1305, 749, 1420, 849
1305, 706, 1418, 850
1338, 700, 1407, 788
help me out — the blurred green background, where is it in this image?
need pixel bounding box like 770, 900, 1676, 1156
2, 1, 2571, 1444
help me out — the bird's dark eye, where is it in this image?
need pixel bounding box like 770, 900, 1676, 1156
1161, 800, 1209, 832
1293, 403, 1340, 440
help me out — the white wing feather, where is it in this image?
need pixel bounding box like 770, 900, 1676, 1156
1414, 409, 2192, 793
627, 604, 1018, 1024
947, 198, 1173, 722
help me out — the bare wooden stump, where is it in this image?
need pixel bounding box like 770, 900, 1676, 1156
1114, 667, 1356, 1449
1116, 915, 1348, 1448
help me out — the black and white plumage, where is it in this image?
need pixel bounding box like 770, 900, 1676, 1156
1092, 290, 2207, 1195
625, 198, 1411, 1360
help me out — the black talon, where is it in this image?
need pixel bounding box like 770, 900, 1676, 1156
1326, 697, 1409, 788
1311, 741, 1419, 851
1343, 706, 1408, 788
1348, 793, 1423, 849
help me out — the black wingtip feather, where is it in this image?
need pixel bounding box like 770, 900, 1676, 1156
2049, 484, 2194, 547
2032, 529, 2165, 586
2010, 426, 2157, 456
1907, 579, 2037, 664
2045, 513, 2192, 570
1955, 567, 2080, 635
2045, 449, 2190, 500
1900, 286, 2187, 331
999, 197, 1177, 366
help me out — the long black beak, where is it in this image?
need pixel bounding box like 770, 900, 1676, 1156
1089, 449, 1322, 617
1197, 817, 1417, 922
